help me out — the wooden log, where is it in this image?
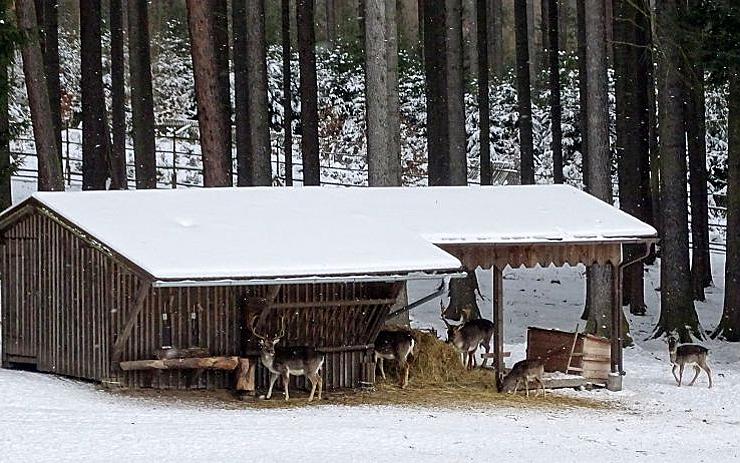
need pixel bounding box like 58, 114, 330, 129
154, 346, 210, 360
119, 356, 239, 371
234, 357, 255, 393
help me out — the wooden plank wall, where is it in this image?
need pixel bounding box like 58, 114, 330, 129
1, 209, 398, 391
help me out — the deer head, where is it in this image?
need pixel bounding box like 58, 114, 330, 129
440, 301, 460, 343
249, 315, 286, 355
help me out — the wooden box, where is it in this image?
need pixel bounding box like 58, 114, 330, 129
526, 327, 611, 383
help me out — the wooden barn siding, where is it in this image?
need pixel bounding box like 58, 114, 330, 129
2, 209, 395, 390
120, 282, 396, 390
1, 211, 140, 382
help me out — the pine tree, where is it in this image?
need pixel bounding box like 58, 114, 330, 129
477, 0, 491, 185
515, 0, 534, 185
246, 0, 272, 186
109, 0, 127, 189
297, 0, 321, 185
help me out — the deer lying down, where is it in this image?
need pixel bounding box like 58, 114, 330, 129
250, 316, 325, 401
668, 336, 713, 388
374, 330, 416, 388
499, 358, 546, 398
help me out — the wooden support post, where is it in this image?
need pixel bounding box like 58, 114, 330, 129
111, 280, 152, 367
235, 357, 256, 394
492, 266, 504, 389
610, 263, 620, 374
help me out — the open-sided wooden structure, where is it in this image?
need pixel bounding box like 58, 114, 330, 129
1, 185, 656, 392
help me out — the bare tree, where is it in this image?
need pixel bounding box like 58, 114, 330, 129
109, 0, 127, 189
34, 0, 62, 177
653, 0, 701, 342
16, 0, 63, 191
515, 0, 534, 184
186, 0, 232, 187
583, 0, 616, 339
281, 0, 293, 185
446, 0, 467, 185
715, 72, 740, 341
477, 0, 491, 185
297, 0, 321, 185
548, 0, 563, 184
80, 0, 111, 190
423, 0, 450, 185
365, 0, 402, 186
246, 0, 272, 186
233, 0, 251, 186
128, 0, 156, 189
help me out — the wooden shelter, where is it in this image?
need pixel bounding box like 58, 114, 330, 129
0, 185, 656, 392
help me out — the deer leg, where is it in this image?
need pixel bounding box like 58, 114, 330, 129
512, 379, 520, 395
689, 365, 701, 386
702, 362, 713, 389
266, 372, 279, 399
525, 377, 530, 398
282, 372, 290, 400
678, 364, 685, 387
481, 341, 491, 368
317, 373, 323, 400
307, 373, 318, 402
672, 364, 679, 384
535, 377, 545, 397
378, 358, 386, 380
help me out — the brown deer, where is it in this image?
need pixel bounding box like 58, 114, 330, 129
250, 316, 325, 401
440, 303, 494, 369
374, 329, 416, 388
499, 358, 546, 397
668, 336, 713, 388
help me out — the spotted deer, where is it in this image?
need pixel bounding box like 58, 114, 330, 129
250, 316, 325, 401
499, 358, 546, 397
440, 303, 494, 369
668, 336, 713, 388
374, 329, 416, 388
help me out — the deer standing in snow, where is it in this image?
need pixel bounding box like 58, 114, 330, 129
440, 303, 494, 369
499, 358, 546, 397
374, 329, 416, 388
250, 316, 325, 401
668, 336, 713, 388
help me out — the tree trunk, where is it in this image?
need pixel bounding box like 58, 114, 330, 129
1, 63, 10, 209
34, 0, 62, 182
233, 0, 250, 186
445, 269, 482, 321
477, 0, 491, 185
297, 0, 321, 185
635, 0, 655, 239
128, 0, 157, 189
446, 0, 467, 185
109, 0, 127, 190
526, 0, 538, 79
80, 0, 111, 190
423, 0, 449, 185
326, 0, 336, 46
385, 0, 401, 184
16, 0, 63, 191
653, 0, 701, 342
714, 73, 740, 341
645, 2, 661, 235
246, 0, 272, 186
515, 0, 534, 185
558, 0, 568, 52
685, 0, 712, 297
584, 0, 619, 338
576, 0, 587, 189
187, 0, 232, 187
281, 0, 293, 186
548, 0, 563, 184
614, 0, 646, 315
488, 0, 503, 77
213, 0, 232, 180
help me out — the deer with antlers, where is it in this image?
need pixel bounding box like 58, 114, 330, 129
440, 303, 495, 369
250, 316, 325, 401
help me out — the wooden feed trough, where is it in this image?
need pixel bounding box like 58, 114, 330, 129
526, 326, 611, 386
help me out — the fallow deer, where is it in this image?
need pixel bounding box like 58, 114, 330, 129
440, 303, 494, 369
668, 336, 713, 388
374, 329, 416, 388
250, 316, 325, 401
499, 358, 546, 398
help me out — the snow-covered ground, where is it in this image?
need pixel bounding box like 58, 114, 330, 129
1, 252, 738, 462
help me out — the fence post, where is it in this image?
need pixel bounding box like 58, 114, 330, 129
64, 127, 71, 186
171, 130, 177, 189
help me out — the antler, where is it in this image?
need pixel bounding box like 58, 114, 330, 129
248, 314, 269, 341
440, 301, 452, 328
276, 316, 286, 339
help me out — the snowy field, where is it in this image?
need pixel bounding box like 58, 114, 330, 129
1, 250, 739, 462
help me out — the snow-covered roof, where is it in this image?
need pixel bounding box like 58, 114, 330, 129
2, 185, 655, 284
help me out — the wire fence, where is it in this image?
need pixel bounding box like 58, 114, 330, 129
10, 125, 727, 251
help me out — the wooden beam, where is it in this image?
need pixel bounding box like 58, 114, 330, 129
119, 356, 239, 371
492, 265, 504, 389
111, 279, 152, 367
